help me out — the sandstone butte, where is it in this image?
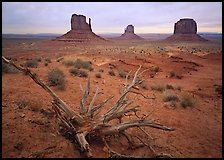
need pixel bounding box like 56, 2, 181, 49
165, 18, 208, 42
55, 14, 106, 42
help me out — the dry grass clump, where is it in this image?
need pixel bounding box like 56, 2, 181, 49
24, 59, 39, 68
95, 73, 102, 78
166, 84, 175, 90
119, 69, 126, 78
169, 71, 182, 79
163, 91, 179, 102
108, 70, 116, 76
47, 68, 65, 90
63, 59, 93, 71
214, 84, 222, 94
180, 92, 196, 108
150, 83, 165, 92
69, 68, 88, 78
140, 81, 149, 90
2, 60, 21, 74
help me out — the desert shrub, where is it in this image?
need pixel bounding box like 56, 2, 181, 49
108, 70, 116, 76
47, 68, 65, 90
44, 62, 48, 66
149, 73, 155, 78
45, 58, 52, 63
95, 73, 102, 78
73, 59, 91, 70
16, 100, 29, 109
62, 60, 75, 66
214, 84, 222, 94
169, 71, 176, 78
154, 66, 160, 72
180, 92, 195, 108
169, 71, 182, 79
2, 61, 21, 74
150, 83, 165, 92
69, 68, 88, 77
166, 84, 174, 90
88, 67, 94, 72
24, 59, 38, 68
119, 69, 128, 78
163, 92, 179, 102
99, 69, 104, 72
29, 101, 42, 112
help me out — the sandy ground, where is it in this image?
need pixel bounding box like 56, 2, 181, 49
2, 38, 222, 158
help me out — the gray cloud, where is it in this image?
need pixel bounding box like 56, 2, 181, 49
2, 2, 222, 34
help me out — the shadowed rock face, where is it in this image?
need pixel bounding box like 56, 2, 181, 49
55, 14, 105, 42
125, 25, 134, 33
174, 18, 197, 34
71, 14, 92, 31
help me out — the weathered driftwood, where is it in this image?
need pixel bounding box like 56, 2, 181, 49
2, 56, 175, 158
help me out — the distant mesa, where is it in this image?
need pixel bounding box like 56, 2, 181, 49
165, 18, 208, 42
55, 14, 106, 42
118, 25, 144, 40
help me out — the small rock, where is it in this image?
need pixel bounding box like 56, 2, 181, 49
20, 114, 25, 118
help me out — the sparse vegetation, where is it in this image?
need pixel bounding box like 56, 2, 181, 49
24, 59, 39, 68
62, 60, 74, 66
95, 73, 102, 78
154, 66, 160, 72
2, 60, 21, 74
166, 84, 175, 90
163, 91, 179, 102
151, 83, 165, 92
47, 68, 65, 90
73, 59, 92, 70
140, 81, 149, 90
99, 69, 104, 72
214, 84, 222, 94
108, 70, 116, 76
169, 71, 182, 79
69, 68, 88, 77
45, 58, 52, 63
180, 92, 195, 108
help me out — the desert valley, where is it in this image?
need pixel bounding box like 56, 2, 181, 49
2, 8, 222, 158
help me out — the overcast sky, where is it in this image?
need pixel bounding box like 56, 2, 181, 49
2, 2, 222, 34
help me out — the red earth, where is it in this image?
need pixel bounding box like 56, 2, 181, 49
2, 38, 222, 158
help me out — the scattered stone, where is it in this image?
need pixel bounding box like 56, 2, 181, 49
20, 114, 25, 118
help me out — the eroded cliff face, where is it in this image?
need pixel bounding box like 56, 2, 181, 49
71, 14, 92, 31
174, 19, 197, 34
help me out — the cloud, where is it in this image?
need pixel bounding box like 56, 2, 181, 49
2, 2, 222, 34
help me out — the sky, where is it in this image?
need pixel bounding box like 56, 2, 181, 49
2, 2, 222, 34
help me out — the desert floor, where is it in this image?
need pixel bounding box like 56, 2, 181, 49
2, 37, 222, 158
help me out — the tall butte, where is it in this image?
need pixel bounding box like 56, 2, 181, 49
118, 25, 144, 40
55, 14, 106, 42
165, 18, 207, 42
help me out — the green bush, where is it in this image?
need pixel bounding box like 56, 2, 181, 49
24, 59, 38, 68
163, 92, 179, 102
47, 68, 65, 90
62, 60, 74, 66
108, 70, 116, 76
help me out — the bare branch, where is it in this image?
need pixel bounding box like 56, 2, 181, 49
87, 86, 100, 115
80, 78, 90, 114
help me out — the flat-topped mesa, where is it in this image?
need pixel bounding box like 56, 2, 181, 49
71, 14, 92, 31
174, 18, 197, 34
119, 24, 144, 40
165, 18, 208, 42
55, 13, 106, 43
